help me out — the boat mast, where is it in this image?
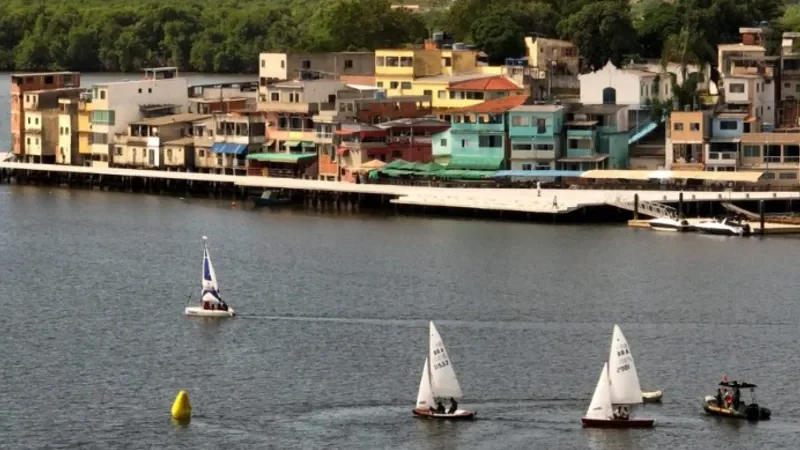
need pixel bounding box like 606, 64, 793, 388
427, 322, 435, 400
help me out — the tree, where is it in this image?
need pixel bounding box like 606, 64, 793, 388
558, 1, 637, 71
470, 10, 525, 64
635, 0, 680, 59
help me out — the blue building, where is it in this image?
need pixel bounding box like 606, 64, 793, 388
507, 104, 565, 171
560, 104, 630, 171
432, 95, 528, 171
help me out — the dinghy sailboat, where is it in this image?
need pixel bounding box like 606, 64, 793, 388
581, 325, 654, 428
184, 236, 235, 318
412, 321, 475, 420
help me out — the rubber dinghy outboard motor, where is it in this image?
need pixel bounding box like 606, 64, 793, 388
744, 403, 771, 420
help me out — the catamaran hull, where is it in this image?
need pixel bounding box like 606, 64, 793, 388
413, 408, 475, 420
581, 417, 655, 428
184, 307, 235, 318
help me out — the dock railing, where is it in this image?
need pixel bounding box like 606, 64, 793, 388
606, 195, 678, 219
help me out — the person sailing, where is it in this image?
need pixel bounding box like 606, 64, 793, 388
435, 401, 445, 414
447, 397, 458, 414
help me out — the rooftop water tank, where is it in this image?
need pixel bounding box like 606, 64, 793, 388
453, 43, 466, 50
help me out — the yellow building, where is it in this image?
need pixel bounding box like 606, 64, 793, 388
77, 92, 93, 163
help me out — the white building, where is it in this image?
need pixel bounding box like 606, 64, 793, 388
88, 67, 189, 167
578, 61, 672, 109
723, 74, 775, 129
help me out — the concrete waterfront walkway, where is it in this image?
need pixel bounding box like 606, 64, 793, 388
1, 161, 798, 214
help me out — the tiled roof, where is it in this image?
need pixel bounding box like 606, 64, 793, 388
450, 95, 529, 114
448, 76, 521, 91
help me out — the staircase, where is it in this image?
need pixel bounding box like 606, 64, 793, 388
606, 197, 678, 219
627, 113, 667, 146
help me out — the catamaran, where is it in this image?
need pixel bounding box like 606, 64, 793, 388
412, 321, 475, 420
581, 325, 654, 428
184, 236, 235, 318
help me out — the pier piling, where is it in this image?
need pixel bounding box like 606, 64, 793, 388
678, 192, 684, 219
759, 200, 765, 236
633, 194, 639, 220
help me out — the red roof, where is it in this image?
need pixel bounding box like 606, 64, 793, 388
450, 95, 529, 114
448, 76, 521, 91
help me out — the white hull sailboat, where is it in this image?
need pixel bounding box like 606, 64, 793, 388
412, 321, 475, 420
581, 325, 654, 428
184, 236, 235, 318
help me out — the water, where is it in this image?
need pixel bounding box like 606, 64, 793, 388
1, 186, 800, 449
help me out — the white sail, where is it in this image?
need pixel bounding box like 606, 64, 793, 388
585, 362, 613, 419
201, 237, 222, 303
415, 358, 435, 409
428, 321, 463, 399
607, 324, 643, 405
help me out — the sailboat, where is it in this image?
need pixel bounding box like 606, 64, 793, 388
581, 325, 654, 428
184, 236, 235, 318
412, 321, 475, 420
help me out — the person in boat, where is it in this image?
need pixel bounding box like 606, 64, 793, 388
724, 391, 733, 408
435, 401, 445, 414
447, 397, 458, 414
716, 387, 724, 407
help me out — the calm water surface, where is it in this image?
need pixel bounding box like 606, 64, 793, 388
1, 185, 799, 449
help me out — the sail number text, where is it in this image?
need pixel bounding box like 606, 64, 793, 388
433, 360, 450, 370
616, 364, 630, 373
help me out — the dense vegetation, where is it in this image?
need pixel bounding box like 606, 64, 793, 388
0, 0, 793, 74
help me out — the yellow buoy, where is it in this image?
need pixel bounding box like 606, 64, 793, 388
171, 390, 192, 422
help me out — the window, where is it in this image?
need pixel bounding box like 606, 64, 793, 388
535, 162, 551, 170
148, 88, 152, 94
729, 83, 745, 93
301, 60, 311, 69
35, 117, 39, 125
512, 143, 532, 151
261, 59, 265, 68
673, 122, 684, 131
442, 57, 452, 67
376, 56, 385, 66
271, 92, 280, 102
281, 60, 285, 69
423, 90, 432, 96
26, 138, 30, 145
536, 118, 546, 134
512, 116, 528, 126
115, 147, 123, 156
377, 82, 384, 88
199, 150, 205, 157
44, 75, 53, 85
390, 81, 399, 89
719, 120, 737, 130
344, 59, 353, 69
479, 135, 502, 147
99, 90, 106, 100
90, 110, 116, 125
138, 88, 142, 94
743, 145, 760, 157
401, 82, 412, 90
461, 139, 469, 147
278, 117, 288, 129
438, 90, 446, 99
779, 172, 798, 180
534, 143, 554, 151
440, 139, 447, 146
522, 163, 533, 170
690, 122, 700, 131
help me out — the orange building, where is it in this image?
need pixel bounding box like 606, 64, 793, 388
10, 72, 80, 158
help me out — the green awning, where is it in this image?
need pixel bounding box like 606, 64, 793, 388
301, 141, 315, 148
283, 141, 300, 148
247, 153, 317, 163
447, 155, 504, 171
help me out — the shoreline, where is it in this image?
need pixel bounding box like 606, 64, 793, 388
2, 162, 800, 227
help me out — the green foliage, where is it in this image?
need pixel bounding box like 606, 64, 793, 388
0, 0, 789, 74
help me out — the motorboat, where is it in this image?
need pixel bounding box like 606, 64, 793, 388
642, 390, 663, 403
581, 325, 655, 428
648, 217, 690, 232
412, 321, 475, 420
252, 190, 291, 207
702, 380, 770, 421
184, 236, 235, 318
692, 218, 752, 236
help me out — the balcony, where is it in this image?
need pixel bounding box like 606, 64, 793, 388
706, 151, 738, 165
671, 162, 705, 171
24, 125, 42, 133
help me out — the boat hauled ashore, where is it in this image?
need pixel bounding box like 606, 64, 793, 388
184, 237, 235, 318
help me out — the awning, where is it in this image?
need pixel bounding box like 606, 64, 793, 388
283, 141, 300, 148
710, 137, 741, 143
246, 153, 317, 163
581, 170, 651, 180
558, 155, 609, 163
301, 141, 315, 148
494, 170, 584, 178
210, 143, 248, 156
446, 155, 504, 171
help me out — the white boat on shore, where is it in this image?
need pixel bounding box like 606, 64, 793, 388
648, 217, 690, 232
185, 236, 235, 318
412, 321, 475, 420
692, 218, 752, 236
